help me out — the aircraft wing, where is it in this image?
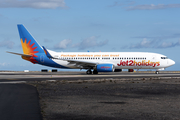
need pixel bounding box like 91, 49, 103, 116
6, 51, 32, 57
42, 46, 99, 68
60, 59, 98, 66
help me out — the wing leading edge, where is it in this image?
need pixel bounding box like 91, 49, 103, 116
42, 46, 99, 68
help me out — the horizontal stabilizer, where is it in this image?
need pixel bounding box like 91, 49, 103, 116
6, 51, 32, 57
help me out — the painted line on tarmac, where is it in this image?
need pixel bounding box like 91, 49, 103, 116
51, 74, 180, 78
47, 80, 57, 82
0, 81, 26, 84
7, 79, 19, 80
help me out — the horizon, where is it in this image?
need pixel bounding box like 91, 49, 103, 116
0, 0, 179, 71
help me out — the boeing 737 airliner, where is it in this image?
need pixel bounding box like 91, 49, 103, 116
7, 24, 175, 74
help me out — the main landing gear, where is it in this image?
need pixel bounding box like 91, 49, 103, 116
93, 70, 98, 74
86, 69, 92, 74
86, 69, 98, 74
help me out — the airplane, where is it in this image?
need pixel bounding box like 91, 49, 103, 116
7, 24, 175, 74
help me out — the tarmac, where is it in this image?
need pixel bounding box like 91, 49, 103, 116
0, 84, 42, 120
1, 71, 180, 120
1, 71, 180, 82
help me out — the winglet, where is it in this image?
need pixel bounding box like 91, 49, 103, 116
42, 46, 53, 59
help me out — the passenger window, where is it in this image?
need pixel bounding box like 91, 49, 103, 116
161, 57, 168, 59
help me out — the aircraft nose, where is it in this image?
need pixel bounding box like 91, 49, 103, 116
169, 59, 175, 66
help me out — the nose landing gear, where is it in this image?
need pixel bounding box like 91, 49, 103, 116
155, 71, 159, 74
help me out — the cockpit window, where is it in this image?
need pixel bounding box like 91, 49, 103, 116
161, 57, 168, 59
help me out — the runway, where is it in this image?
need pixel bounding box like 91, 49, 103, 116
1, 71, 180, 83
1, 71, 180, 120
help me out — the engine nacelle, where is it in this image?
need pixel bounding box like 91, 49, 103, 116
114, 69, 122, 72
96, 64, 115, 72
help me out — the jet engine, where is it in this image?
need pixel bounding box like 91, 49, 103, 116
96, 64, 115, 72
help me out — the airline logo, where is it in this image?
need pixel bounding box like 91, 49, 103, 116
101, 66, 111, 69
21, 38, 38, 64
117, 60, 160, 67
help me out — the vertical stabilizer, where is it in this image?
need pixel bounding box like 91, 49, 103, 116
17, 24, 44, 55
17, 24, 44, 64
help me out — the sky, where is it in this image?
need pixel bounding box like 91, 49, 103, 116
0, 0, 180, 71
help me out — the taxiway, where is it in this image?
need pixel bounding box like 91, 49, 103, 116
1, 71, 180, 120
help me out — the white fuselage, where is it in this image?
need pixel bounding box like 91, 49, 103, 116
49, 51, 175, 70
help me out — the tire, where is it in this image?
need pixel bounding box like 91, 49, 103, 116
93, 70, 98, 74
156, 71, 159, 74
86, 70, 92, 74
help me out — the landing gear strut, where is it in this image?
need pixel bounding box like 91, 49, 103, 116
86, 69, 92, 74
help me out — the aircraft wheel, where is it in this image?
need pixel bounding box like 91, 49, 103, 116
93, 70, 98, 74
86, 70, 92, 74
155, 71, 159, 74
